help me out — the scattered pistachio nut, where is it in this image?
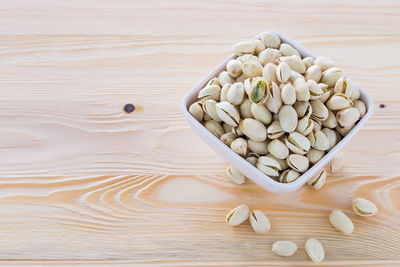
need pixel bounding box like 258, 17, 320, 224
305, 238, 325, 263
226, 204, 250, 226
272, 241, 298, 257
329, 209, 354, 235
226, 164, 246, 184
249, 210, 271, 234
352, 198, 378, 217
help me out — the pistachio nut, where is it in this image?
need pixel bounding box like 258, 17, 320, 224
227, 82, 245, 105
322, 128, 337, 150
279, 105, 298, 133
268, 139, 289, 160
253, 39, 266, 55
251, 103, 272, 125
258, 48, 281, 66
352, 198, 378, 217
243, 78, 252, 96
287, 154, 309, 172
219, 71, 235, 87
302, 56, 315, 69
272, 241, 298, 257
236, 72, 247, 83
276, 62, 292, 82
302, 65, 320, 84
226, 59, 243, 78
219, 83, 231, 102
336, 123, 355, 136
230, 137, 248, 156
262, 63, 278, 83
267, 153, 288, 170
265, 81, 283, 113
294, 101, 312, 118
203, 113, 211, 121
305, 238, 324, 263
206, 77, 220, 87
203, 99, 222, 122
220, 132, 236, 146
204, 120, 224, 138
238, 54, 260, 64
329, 209, 354, 235
240, 99, 254, 118
281, 84, 296, 105
306, 148, 325, 164
249, 210, 271, 234
226, 204, 250, 226
315, 56, 338, 72
232, 125, 244, 136
198, 84, 220, 101
246, 155, 258, 166
296, 116, 314, 136
248, 140, 269, 155
307, 80, 324, 100
293, 78, 310, 101
311, 118, 322, 131
279, 43, 301, 58
232, 41, 255, 56
223, 122, 233, 133
261, 32, 281, 48
308, 169, 326, 189
279, 169, 300, 183
249, 77, 269, 104
319, 90, 332, 103
189, 101, 204, 122
216, 101, 240, 127
280, 55, 306, 74
353, 99, 366, 118
285, 132, 311, 155
334, 77, 360, 101
322, 110, 338, 129
288, 70, 304, 84
326, 93, 353, 110
267, 120, 285, 139
226, 164, 246, 185
257, 156, 282, 177
336, 107, 360, 127
308, 129, 329, 151
329, 154, 344, 173
321, 67, 344, 87
242, 60, 263, 78
310, 100, 328, 121
239, 118, 267, 141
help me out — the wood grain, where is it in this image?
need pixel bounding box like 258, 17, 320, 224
0, 0, 399, 265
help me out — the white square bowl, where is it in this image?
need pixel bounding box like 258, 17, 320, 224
181, 31, 374, 193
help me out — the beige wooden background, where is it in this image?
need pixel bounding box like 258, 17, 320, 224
0, 0, 399, 266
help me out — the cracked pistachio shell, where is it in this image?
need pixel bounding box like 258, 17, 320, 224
232, 125, 244, 136
198, 84, 221, 101
226, 204, 250, 226
242, 60, 263, 78
239, 118, 267, 141
206, 77, 220, 87
307, 80, 324, 100
276, 62, 292, 83
227, 82, 245, 105
303, 56, 315, 69
244, 78, 252, 96
253, 39, 266, 55
251, 103, 272, 125
220, 83, 231, 102
267, 153, 288, 170
267, 120, 285, 139
249, 210, 271, 234
321, 67, 344, 87
216, 102, 240, 127
294, 78, 310, 101
240, 99, 253, 118
204, 120, 224, 138
279, 105, 298, 133
308, 129, 330, 151
352, 198, 378, 217
189, 101, 204, 122
310, 100, 328, 121
226, 164, 246, 185
322, 128, 337, 150
220, 132, 236, 146
326, 93, 353, 110
265, 81, 282, 113
226, 59, 242, 78
296, 116, 314, 136
336, 123, 355, 136
248, 140, 269, 155
288, 70, 304, 84
272, 241, 298, 257
262, 63, 278, 83
246, 155, 259, 166
203, 99, 222, 122
223, 123, 233, 133
294, 101, 312, 118
315, 57, 338, 72
285, 132, 311, 155
306, 148, 325, 164
261, 32, 281, 48
319, 90, 332, 103
230, 137, 247, 156
337, 107, 360, 127
249, 77, 269, 104
280, 55, 306, 74
312, 118, 322, 131
232, 41, 255, 56
305, 64, 322, 83
322, 110, 338, 129
305, 238, 325, 263
329, 154, 344, 173
268, 139, 289, 159
287, 154, 309, 172
279, 169, 301, 183
329, 210, 354, 235
279, 43, 301, 57
334, 77, 360, 101
308, 169, 326, 189
257, 156, 282, 177
281, 84, 296, 105
353, 100, 366, 118
258, 48, 281, 66
238, 54, 260, 64
219, 71, 235, 87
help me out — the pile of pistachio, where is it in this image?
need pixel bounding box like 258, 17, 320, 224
189, 32, 367, 183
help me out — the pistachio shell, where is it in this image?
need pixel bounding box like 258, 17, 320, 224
242, 60, 263, 78
267, 120, 285, 139
315, 57, 338, 72
198, 84, 221, 101
268, 139, 289, 159
336, 107, 360, 127
287, 154, 309, 172
329, 154, 344, 173
219, 71, 235, 87
279, 169, 300, 183
307, 80, 324, 100
296, 116, 314, 136
220, 132, 236, 146
238, 54, 260, 64
239, 118, 267, 141
307, 169, 326, 189
215, 101, 240, 127
219, 83, 231, 102
310, 100, 328, 121
204, 120, 224, 138
279, 43, 301, 58
206, 77, 220, 87
226, 59, 243, 78
353, 100, 366, 118
236, 73, 247, 83
226, 164, 246, 184
262, 63, 278, 83
322, 128, 337, 150
257, 156, 281, 177
280, 55, 306, 74
226, 204, 250, 226
261, 32, 281, 48
336, 123, 355, 136
302, 56, 315, 69
294, 78, 310, 101
306, 148, 325, 164
267, 153, 288, 170
319, 90, 332, 103
230, 137, 247, 156
312, 118, 322, 131
352, 198, 378, 217
265, 81, 282, 113
305, 65, 322, 82
240, 99, 254, 118
202, 99, 221, 122
279, 105, 298, 133
253, 39, 267, 55
251, 103, 272, 125
272, 241, 298, 257
329, 210, 354, 235
326, 93, 353, 110
248, 140, 269, 155
258, 48, 281, 66
322, 110, 338, 129
308, 129, 329, 151
227, 82, 245, 105
232, 41, 255, 56
249, 77, 269, 104
246, 156, 258, 166
203, 113, 212, 121
305, 238, 325, 263
276, 62, 292, 82
294, 101, 312, 118
285, 132, 311, 155
288, 70, 304, 84
334, 77, 360, 101
189, 101, 204, 122
321, 67, 343, 87
232, 125, 244, 137
281, 84, 296, 105
249, 210, 271, 234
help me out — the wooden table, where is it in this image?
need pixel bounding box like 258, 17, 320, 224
0, 0, 399, 266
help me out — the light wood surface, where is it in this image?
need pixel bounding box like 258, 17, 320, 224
0, 0, 399, 266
